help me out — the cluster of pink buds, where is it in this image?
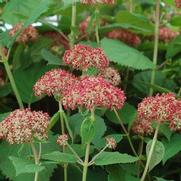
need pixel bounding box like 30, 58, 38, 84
132, 117, 154, 135
175, 0, 181, 8
62, 76, 126, 110
0, 109, 50, 144
79, 16, 106, 35
159, 27, 179, 42
107, 29, 141, 46
80, 0, 115, 4
99, 67, 121, 86
9, 23, 38, 43
106, 137, 117, 149
57, 134, 68, 146
33, 69, 77, 97
135, 93, 181, 134
43, 31, 69, 49
63, 44, 109, 71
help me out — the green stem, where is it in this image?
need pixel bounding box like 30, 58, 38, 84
140, 123, 160, 181
128, 0, 133, 13
113, 108, 138, 156
82, 143, 90, 181
149, 0, 160, 96
3, 60, 24, 108
95, 7, 100, 46
59, 101, 67, 181
70, 0, 77, 47
31, 143, 40, 181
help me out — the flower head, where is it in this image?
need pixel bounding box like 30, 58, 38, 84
159, 27, 179, 42
63, 44, 109, 71
80, 0, 115, 4
0, 109, 50, 144
99, 67, 121, 86
9, 23, 38, 43
62, 76, 126, 110
132, 117, 154, 135
57, 134, 68, 146
107, 29, 141, 46
33, 69, 77, 97
138, 93, 177, 123
106, 137, 117, 149
175, 0, 181, 8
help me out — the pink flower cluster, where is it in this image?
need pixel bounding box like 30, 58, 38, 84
106, 137, 117, 149
175, 0, 181, 8
133, 93, 181, 135
62, 76, 126, 110
57, 134, 68, 146
9, 23, 38, 43
33, 69, 77, 96
99, 67, 121, 86
107, 29, 141, 46
80, 0, 115, 4
159, 27, 179, 42
0, 109, 50, 144
63, 44, 109, 71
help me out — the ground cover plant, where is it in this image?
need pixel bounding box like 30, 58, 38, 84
0, 0, 181, 181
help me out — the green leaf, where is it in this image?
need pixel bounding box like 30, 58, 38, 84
155, 177, 174, 181
146, 140, 165, 171
41, 151, 76, 163
0, 84, 12, 98
0, 112, 10, 122
163, 134, 181, 164
9, 156, 44, 176
166, 35, 181, 58
48, 111, 60, 130
115, 11, 154, 35
81, 117, 96, 145
106, 103, 137, 129
94, 152, 138, 165
41, 49, 61, 65
101, 38, 154, 70
2, 0, 50, 25
13, 63, 55, 104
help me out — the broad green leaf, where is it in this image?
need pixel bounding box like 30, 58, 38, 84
166, 35, 181, 58
13, 63, 55, 104
163, 134, 181, 164
115, 11, 154, 35
9, 156, 44, 176
81, 117, 96, 145
106, 103, 137, 129
94, 152, 138, 165
101, 38, 154, 70
170, 16, 181, 26
41, 151, 76, 163
41, 49, 62, 65
2, 0, 50, 25
133, 71, 177, 94
48, 111, 60, 130
146, 140, 165, 171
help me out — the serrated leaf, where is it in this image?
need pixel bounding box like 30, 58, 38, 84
101, 38, 154, 70
9, 156, 45, 176
146, 140, 165, 171
163, 134, 181, 164
94, 152, 138, 165
41, 151, 76, 163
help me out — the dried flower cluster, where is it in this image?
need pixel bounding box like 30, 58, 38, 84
63, 44, 109, 71
57, 134, 68, 146
175, 0, 181, 8
9, 23, 38, 43
106, 137, 117, 149
133, 93, 181, 135
99, 67, 121, 86
62, 76, 126, 110
0, 109, 50, 144
33, 69, 77, 97
159, 27, 179, 42
107, 29, 141, 46
80, 0, 115, 4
